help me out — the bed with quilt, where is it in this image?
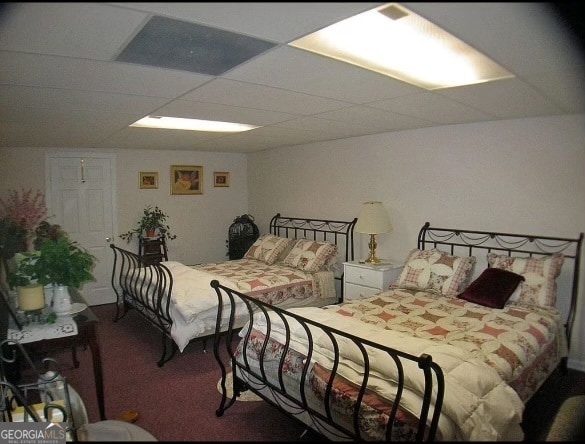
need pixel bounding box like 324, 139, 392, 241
110, 213, 356, 367
212, 222, 583, 441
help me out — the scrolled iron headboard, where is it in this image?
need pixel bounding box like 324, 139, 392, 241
418, 221, 583, 346
269, 213, 357, 263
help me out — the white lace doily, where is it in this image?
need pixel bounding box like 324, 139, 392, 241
7, 315, 78, 344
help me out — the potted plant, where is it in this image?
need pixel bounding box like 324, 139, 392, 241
31, 235, 95, 288
12, 234, 96, 314
119, 205, 177, 243
6, 250, 45, 312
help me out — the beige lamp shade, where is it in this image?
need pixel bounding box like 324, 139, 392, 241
355, 201, 392, 234
355, 201, 392, 264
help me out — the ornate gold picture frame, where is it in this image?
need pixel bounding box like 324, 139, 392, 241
170, 165, 203, 195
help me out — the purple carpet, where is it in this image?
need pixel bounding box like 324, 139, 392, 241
53, 304, 314, 441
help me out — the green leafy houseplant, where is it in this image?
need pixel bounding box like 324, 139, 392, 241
119, 205, 177, 243
18, 235, 96, 289
6, 251, 38, 288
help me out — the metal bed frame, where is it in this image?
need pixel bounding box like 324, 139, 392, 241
109, 213, 357, 367
212, 221, 583, 442
418, 222, 583, 367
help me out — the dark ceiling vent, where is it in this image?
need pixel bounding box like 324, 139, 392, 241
378, 4, 409, 21
115, 15, 277, 76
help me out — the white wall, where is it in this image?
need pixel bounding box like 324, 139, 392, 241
248, 114, 585, 371
0, 147, 248, 265
114, 148, 248, 264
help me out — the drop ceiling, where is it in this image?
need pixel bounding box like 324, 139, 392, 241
0, 2, 583, 153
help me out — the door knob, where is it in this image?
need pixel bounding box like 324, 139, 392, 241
106, 237, 112, 242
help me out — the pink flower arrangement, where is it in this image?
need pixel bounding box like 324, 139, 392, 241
0, 188, 48, 235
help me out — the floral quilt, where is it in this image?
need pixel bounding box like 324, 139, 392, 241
322, 287, 566, 401
194, 258, 334, 305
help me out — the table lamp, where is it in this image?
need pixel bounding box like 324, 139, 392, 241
354, 201, 392, 264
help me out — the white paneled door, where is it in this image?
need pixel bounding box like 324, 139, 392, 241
46, 153, 116, 305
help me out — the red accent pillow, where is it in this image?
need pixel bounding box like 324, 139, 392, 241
458, 268, 525, 309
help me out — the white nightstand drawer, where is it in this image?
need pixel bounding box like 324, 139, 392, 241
345, 265, 388, 288
344, 282, 380, 301
342, 261, 404, 302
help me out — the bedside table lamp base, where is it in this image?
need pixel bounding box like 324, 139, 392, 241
364, 233, 382, 264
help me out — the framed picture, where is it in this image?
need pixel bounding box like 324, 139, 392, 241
140, 172, 158, 189
214, 172, 230, 187
170, 165, 203, 195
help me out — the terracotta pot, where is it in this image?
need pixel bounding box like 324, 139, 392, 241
145, 229, 156, 238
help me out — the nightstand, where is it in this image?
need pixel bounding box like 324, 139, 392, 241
343, 261, 404, 302
138, 236, 168, 265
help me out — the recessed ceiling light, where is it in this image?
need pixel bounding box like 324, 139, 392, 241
289, 3, 514, 90
130, 116, 260, 132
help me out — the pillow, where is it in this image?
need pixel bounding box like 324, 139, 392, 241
394, 248, 476, 297
282, 239, 338, 273
322, 251, 341, 273
457, 267, 525, 309
243, 234, 294, 265
487, 253, 564, 308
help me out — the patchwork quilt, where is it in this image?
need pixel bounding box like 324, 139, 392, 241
322, 287, 566, 401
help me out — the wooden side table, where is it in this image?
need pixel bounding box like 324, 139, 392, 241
343, 261, 404, 302
138, 236, 168, 265
1, 289, 106, 421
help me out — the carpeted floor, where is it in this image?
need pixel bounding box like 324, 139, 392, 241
51, 304, 318, 441
51, 303, 585, 442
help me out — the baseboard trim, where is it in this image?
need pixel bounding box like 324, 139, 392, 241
568, 357, 585, 372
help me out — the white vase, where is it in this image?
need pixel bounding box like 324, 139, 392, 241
52, 285, 72, 315
44, 284, 55, 308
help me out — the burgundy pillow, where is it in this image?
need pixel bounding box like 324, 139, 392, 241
457, 268, 525, 309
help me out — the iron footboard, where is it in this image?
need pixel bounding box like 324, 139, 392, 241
211, 279, 445, 442
109, 244, 177, 367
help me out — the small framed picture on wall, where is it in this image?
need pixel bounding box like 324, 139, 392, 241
214, 172, 230, 187
139, 172, 158, 189
171, 165, 203, 195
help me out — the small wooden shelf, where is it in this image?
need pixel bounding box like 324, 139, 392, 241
138, 236, 168, 265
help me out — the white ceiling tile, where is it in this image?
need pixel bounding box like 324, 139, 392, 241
274, 116, 389, 139
0, 3, 148, 60
182, 79, 351, 115
0, 52, 211, 98
96, 127, 220, 150
438, 78, 566, 119
224, 46, 421, 104
315, 105, 433, 131
523, 71, 585, 114
368, 92, 493, 124
0, 85, 168, 114
155, 99, 298, 126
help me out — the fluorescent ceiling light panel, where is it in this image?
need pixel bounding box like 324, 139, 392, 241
289, 3, 514, 90
130, 116, 260, 132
